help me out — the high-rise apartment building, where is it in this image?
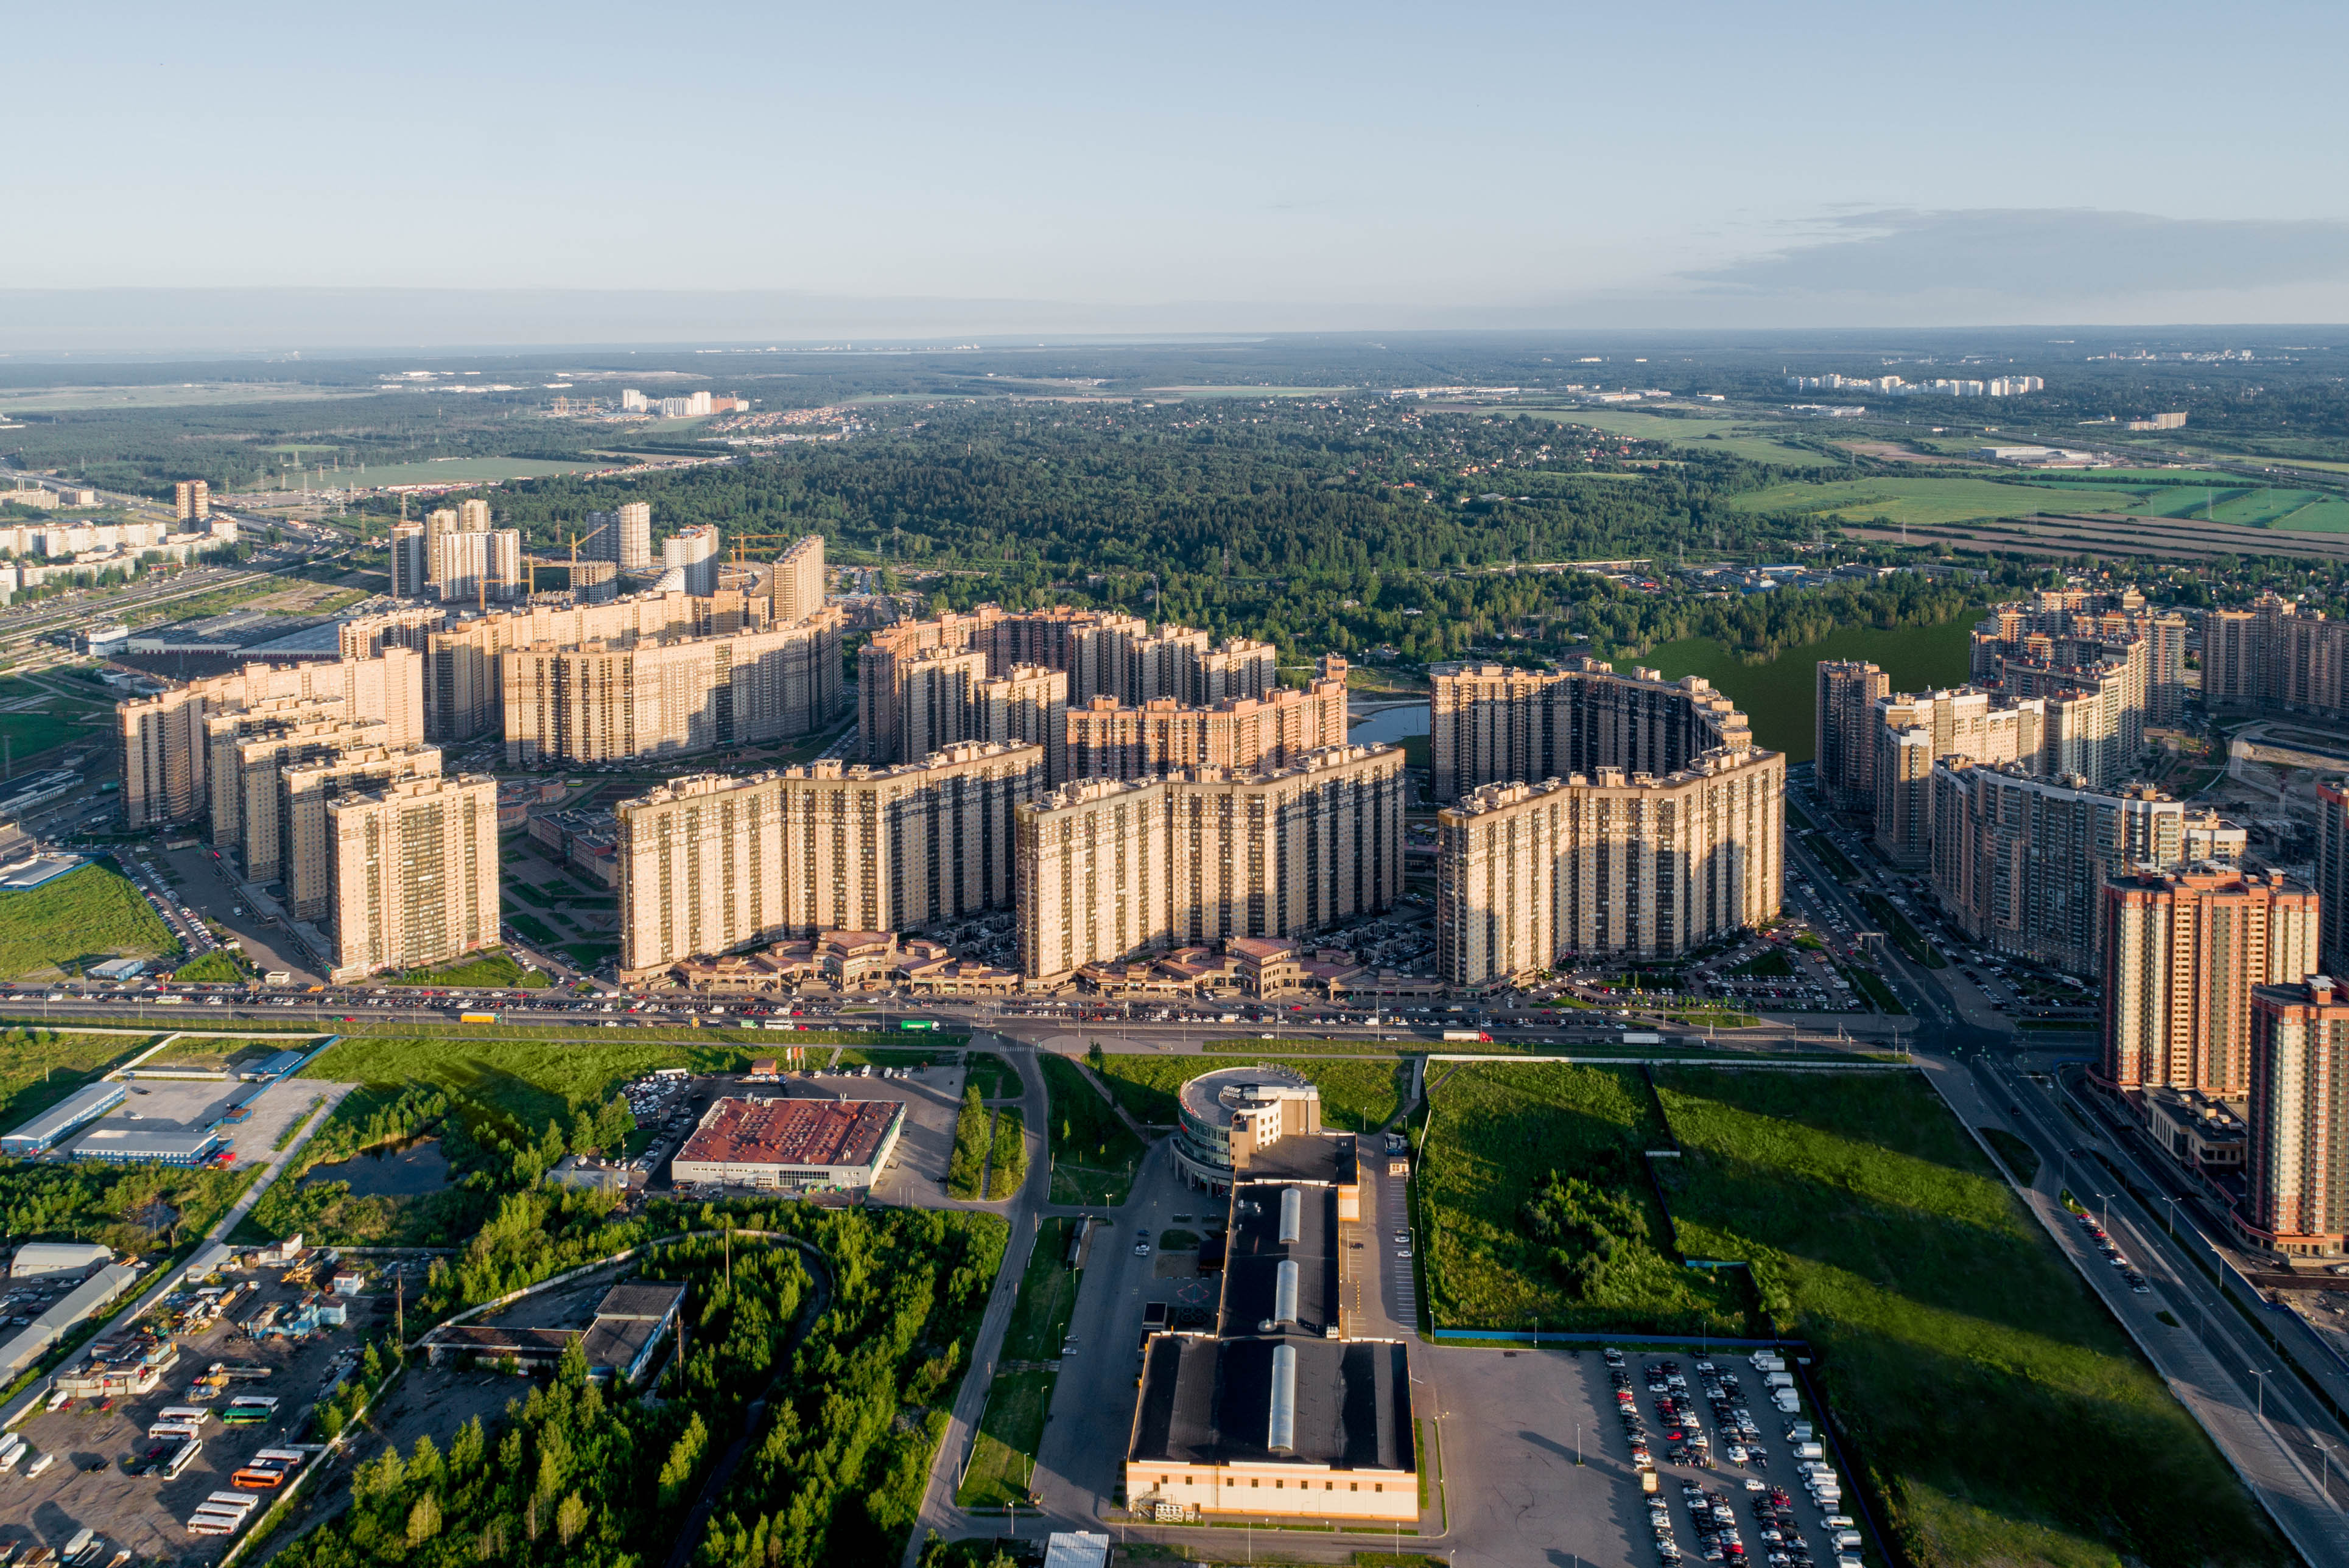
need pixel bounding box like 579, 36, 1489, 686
1814, 660, 1888, 814
583, 502, 655, 570
1972, 592, 2184, 728
1435, 747, 1783, 985
2197, 593, 2349, 723
614, 742, 1048, 981
117, 651, 426, 828
2102, 867, 2320, 1097
2246, 975, 2349, 1258
174, 480, 209, 522
325, 774, 499, 982
457, 497, 491, 531
768, 533, 825, 623
414, 589, 793, 741
502, 619, 842, 768
1065, 676, 1349, 786
279, 741, 443, 922
435, 528, 525, 607
2317, 781, 2349, 978
1016, 744, 1405, 985
390, 523, 431, 600
857, 604, 1288, 777
1871, 688, 2046, 865
1430, 657, 1752, 803
1931, 763, 2242, 975
663, 524, 722, 597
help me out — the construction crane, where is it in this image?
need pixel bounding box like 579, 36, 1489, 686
727, 533, 801, 565
526, 519, 613, 597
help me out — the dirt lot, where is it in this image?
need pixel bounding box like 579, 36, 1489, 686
2, 1259, 393, 1562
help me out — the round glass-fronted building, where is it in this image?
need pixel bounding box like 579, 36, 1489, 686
1173, 1065, 1324, 1191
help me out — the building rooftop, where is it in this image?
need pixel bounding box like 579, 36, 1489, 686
71, 1124, 223, 1161
1176, 1065, 1318, 1134
678, 1097, 901, 1171
2, 1080, 126, 1150
1237, 1132, 1358, 1186
1220, 1180, 1340, 1339
1129, 1337, 1414, 1471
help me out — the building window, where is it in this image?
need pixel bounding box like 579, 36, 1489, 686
1374, 1483, 1383, 1493
1251, 1478, 1259, 1488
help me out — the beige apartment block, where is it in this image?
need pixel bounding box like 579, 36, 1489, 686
1931, 762, 2240, 976
325, 774, 500, 981
1016, 745, 1405, 985
614, 742, 1047, 981
502, 617, 840, 767
1814, 660, 1888, 815
117, 650, 424, 829
857, 606, 1288, 771
1870, 687, 2045, 865
768, 533, 826, 623
421, 589, 787, 741
1430, 656, 1752, 804
2102, 867, 2319, 1099
1066, 674, 1349, 785
1436, 747, 1784, 986
229, 716, 388, 878
280, 742, 442, 922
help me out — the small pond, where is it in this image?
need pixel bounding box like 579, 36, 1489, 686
301, 1137, 450, 1197
1347, 700, 1429, 744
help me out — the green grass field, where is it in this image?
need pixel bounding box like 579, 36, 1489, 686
332, 457, 608, 488
954, 1368, 1055, 1510
0, 863, 180, 980
967, 1052, 1019, 1100
1003, 1217, 1087, 1362
1094, 1054, 1408, 1132
1501, 406, 1824, 464
0, 1029, 158, 1129
1417, 1062, 1746, 1333
1652, 1068, 2284, 1568
0, 675, 117, 761
297, 1035, 778, 1131
2132, 485, 2349, 532
1041, 1054, 1146, 1205
385, 948, 547, 989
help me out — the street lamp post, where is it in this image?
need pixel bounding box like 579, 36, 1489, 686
2249, 1366, 2271, 1421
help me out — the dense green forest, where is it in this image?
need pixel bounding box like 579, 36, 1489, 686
272, 1206, 1003, 1568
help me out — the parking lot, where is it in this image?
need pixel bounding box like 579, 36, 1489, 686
1422, 1345, 1861, 1568
62, 1071, 329, 1170
1, 1255, 394, 1561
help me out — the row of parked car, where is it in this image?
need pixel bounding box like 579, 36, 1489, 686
2076, 1211, 2154, 1293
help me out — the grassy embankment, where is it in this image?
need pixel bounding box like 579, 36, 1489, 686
0, 862, 180, 980
1416, 1059, 2288, 1566
1039, 1054, 1145, 1205
1094, 1053, 1410, 1132
948, 1084, 989, 1201
955, 1216, 1089, 1510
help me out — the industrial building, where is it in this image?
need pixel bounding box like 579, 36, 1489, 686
70, 1124, 226, 1166
2, 1081, 127, 1155
670, 1097, 905, 1189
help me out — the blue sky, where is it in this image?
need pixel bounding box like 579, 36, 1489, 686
9, 0, 2348, 332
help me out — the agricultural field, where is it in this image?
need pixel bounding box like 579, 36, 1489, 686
0, 382, 376, 414
0, 861, 180, 981
1727, 475, 2158, 529
1499, 405, 1826, 464
325, 455, 609, 488
1649, 1068, 2283, 1568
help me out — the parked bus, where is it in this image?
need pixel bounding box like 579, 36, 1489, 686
147, 1421, 203, 1442
156, 1405, 210, 1425
252, 1448, 306, 1466
227, 1394, 279, 1412
203, 1493, 258, 1515
161, 1439, 203, 1480
230, 1467, 287, 1490
217, 1406, 268, 1426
